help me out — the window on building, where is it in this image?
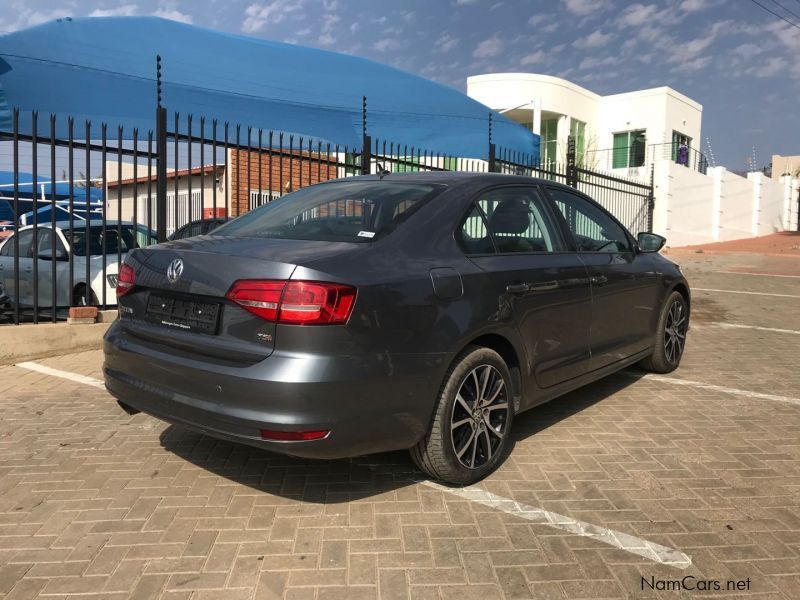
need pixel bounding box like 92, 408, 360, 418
249, 190, 281, 210
570, 119, 586, 166
672, 131, 692, 165
540, 117, 559, 168
612, 130, 646, 169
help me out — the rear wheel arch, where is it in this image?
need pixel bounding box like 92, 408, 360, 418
459, 333, 523, 408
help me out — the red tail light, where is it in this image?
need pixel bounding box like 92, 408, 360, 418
226, 280, 356, 325
117, 263, 135, 297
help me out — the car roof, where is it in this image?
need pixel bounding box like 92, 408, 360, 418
318, 171, 575, 190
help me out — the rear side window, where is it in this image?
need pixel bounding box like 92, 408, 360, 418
215, 181, 444, 243
457, 187, 560, 254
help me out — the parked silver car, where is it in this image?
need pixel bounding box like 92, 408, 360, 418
0, 220, 156, 309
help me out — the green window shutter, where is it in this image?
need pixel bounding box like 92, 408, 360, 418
612, 133, 628, 169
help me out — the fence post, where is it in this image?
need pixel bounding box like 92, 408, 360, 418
361, 96, 371, 175
566, 135, 577, 188
155, 55, 167, 243
647, 162, 655, 232
488, 143, 496, 173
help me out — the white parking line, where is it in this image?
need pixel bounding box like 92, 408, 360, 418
423, 481, 692, 569
717, 271, 800, 279
693, 287, 800, 299
628, 372, 800, 407
710, 322, 800, 335
16, 361, 105, 389
20, 358, 693, 570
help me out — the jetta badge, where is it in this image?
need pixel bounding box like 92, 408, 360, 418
166, 258, 184, 283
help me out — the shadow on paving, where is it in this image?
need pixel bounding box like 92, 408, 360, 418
159, 368, 647, 502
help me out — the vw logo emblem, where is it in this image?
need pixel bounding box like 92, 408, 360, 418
166, 258, 184, 283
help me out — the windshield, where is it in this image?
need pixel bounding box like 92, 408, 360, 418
67, 225, 157, 256
214, 181, 444, 243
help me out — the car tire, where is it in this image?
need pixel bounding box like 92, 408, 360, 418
411, 345, 514, 485
73, 284, 98, 307
639, 291, 688, 374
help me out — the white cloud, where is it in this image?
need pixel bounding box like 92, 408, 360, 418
153, 8, 193, 23
241, 0, 302, 33
454, 0, 479, 4
731, 42, 764, 58
473, 35, 504, 59
318, 13, 340, 45
434, 32, 459, 53
573, 30, 613, 49
562, 0, 609, 17
528, 13, 558, 32
490, 2, 504, 10
578, 55, 616, 70
373, 37, 400, 52
618, 3, 659, 27
5, 7, 72, 30
750, 56, 787, 78
678, 56, 711, 71
679, 0, 709, 11
767, 20, 800, 52
520, 50, 545, 66
90, 4, 139, 17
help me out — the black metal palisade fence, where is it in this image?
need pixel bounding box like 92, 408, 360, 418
0, 106, 653, 325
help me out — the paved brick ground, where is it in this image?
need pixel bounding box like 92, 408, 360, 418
1, 251, 799, 599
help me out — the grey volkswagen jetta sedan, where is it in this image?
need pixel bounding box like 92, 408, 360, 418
104, 173, 690, 484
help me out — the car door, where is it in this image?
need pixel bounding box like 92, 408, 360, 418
34, 227, 71, 308
0, 229, 34, 307
458, 186, 593, 394
544, 186, 660, 370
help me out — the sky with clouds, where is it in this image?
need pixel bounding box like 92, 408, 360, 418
0, 0, 797, 168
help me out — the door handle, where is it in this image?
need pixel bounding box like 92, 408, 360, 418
505, 283, 529, 294
528, 280, 559, 292
590, 275, 608, 286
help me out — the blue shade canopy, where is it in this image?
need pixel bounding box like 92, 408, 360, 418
0, 17, 539, 161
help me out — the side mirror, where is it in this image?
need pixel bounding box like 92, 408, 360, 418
637, 232, 666, 253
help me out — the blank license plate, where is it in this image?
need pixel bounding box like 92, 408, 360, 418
145, 294, 220, 334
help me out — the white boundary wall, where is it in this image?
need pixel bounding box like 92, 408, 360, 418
652, 161, 798, 247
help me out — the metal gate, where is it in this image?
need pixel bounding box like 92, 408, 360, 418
0, 96, 653, 325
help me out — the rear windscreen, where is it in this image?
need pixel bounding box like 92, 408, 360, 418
213, 181, 444, 243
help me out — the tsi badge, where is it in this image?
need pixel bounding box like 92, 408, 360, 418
166, 258, 184, 283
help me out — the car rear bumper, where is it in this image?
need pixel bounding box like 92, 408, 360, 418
103, 321, 448, 459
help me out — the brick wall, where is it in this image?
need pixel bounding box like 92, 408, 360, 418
228, 148, 339, 216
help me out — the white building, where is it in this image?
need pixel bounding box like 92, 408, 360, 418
467, 72, 798, 246
467, 73, 703, 178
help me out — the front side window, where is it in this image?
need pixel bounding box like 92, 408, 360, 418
612, 130, 646, 169
215, 181, 444, 243
547, 188, 631, 253
458, 187, 559, 255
